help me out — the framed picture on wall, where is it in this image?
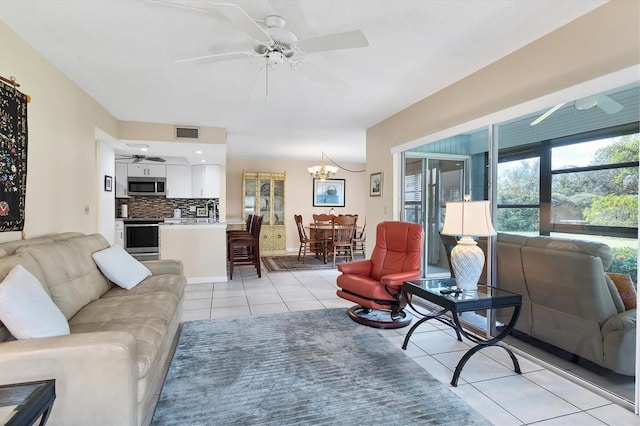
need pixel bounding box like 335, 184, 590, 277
104, 175, 113, 192
313, 179, 345, 207
370, 172, 382, 196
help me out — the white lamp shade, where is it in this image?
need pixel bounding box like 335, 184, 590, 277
441, 200, 496, 237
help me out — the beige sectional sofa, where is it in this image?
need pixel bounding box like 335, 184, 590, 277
0, 233, 186, 425
492, 233, 636, 376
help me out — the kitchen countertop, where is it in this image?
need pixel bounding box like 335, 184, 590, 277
121, 218, 164, 222
161, 218, 225, 226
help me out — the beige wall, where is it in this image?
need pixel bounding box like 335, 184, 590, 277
119, 121, 226, 144
366, 1, 640, 238
0, 22, 119, 241
226, 157, 367, 252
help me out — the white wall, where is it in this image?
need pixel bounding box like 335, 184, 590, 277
97, 137, 116, 244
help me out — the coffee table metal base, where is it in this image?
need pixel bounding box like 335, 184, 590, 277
403, 304, 522, 386
401, 281, 522, 386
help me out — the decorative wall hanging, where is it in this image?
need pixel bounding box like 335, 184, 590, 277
313, 178, 345, 207
369, 172, 382, 196
0, 76, 29, 232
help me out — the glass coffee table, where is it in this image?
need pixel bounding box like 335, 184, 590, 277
0, 380, 56, 425
402, 278, 522, 386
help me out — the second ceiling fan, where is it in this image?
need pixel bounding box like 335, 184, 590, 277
530, 93, 623, 126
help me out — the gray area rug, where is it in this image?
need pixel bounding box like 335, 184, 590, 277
262, 255, 338, 272
152, 309, 490, 425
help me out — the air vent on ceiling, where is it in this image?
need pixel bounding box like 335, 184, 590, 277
175, 126, 200, 140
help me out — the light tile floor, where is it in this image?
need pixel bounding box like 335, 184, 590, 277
181, 266, 639, 425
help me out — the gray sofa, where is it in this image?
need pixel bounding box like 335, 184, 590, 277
491, 233, 636, 376
0, 233, 186, 425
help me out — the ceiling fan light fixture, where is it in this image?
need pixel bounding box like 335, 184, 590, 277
267, 51, 284, 66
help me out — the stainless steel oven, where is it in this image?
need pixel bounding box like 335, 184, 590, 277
124, 219, 161, 260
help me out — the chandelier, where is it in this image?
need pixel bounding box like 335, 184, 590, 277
307, 152, 338, 181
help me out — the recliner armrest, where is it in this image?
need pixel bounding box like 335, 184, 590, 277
380, 270, 421, 286
337, 260, 372, 276
602, 308, 636, 335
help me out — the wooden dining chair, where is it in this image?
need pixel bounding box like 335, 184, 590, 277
332, 214, 357, 266
294, 214, 319, 263
312, 214, 334, 263
352, 218, 366, 259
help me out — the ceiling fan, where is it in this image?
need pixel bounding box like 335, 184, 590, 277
530, 93, 623, 126
117, 154, 166, 163
149, 1, 369, 95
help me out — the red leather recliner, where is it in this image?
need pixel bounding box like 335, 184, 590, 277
336, 221, 424, 328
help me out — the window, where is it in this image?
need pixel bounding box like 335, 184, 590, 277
497, 157, 540, 234
551, 135, 638, 230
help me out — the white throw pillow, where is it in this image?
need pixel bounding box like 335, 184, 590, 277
92, 245, 151, 290
0, 264, 70, 339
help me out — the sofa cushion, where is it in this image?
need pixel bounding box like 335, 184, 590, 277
101, 273, 186, 300
497, 233, 529, 246
19, 234, 112, 319
0, 264, 70, 339
69, 292, 178, 379
0, 236, 56, 257
92, 245, 151, 290
607, 273, 637, 310
525, 236, 613, 269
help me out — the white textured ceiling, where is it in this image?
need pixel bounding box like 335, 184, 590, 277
0, 0, 606, 163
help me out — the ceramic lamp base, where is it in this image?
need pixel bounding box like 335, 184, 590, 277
450, 237, 485, 290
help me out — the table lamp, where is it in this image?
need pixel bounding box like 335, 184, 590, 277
441, 197, 496, 290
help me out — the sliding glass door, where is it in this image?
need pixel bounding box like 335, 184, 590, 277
403, 154, 469, 277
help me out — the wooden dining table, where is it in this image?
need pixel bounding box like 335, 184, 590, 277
307, 223, 361, 264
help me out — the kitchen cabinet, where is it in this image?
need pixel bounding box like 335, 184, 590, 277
128, 163, 166, 178
166, 165, 192, 198
242, 171, 286, 254
115, 163, 128, 198
192, 164, 220, 198
114, 220, 124, 247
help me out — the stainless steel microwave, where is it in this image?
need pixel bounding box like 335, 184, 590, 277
127, 177, 166, 196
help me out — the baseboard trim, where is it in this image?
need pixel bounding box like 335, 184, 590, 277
187, 275, 227, 284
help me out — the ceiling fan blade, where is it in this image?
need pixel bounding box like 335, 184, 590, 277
530, 103, 566, 126
145, 0, 211, 14
295, 29, 369, 54
174, 51, 261, 64
595, 94, 623, 114
212, 3, 274, 47
146, 157, 167, 163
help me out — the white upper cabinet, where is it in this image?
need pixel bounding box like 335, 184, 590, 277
166, 165, 192, 198
115, 163, 128, 198
127, 163, 166, 178
191, 164, 220, 198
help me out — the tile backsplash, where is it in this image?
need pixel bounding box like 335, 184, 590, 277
116, 197, 218, 219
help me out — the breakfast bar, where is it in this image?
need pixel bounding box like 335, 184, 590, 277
159, 220, 228, 283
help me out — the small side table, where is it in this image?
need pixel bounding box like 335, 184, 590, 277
402, 279, 522, 386
0, 380, 56, 426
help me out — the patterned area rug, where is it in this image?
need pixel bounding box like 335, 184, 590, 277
262, 254, 350, 272
152, 309, 490, 425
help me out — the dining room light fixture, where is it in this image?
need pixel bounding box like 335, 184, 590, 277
308, 152, 338, 181
441, 195, 496, 290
